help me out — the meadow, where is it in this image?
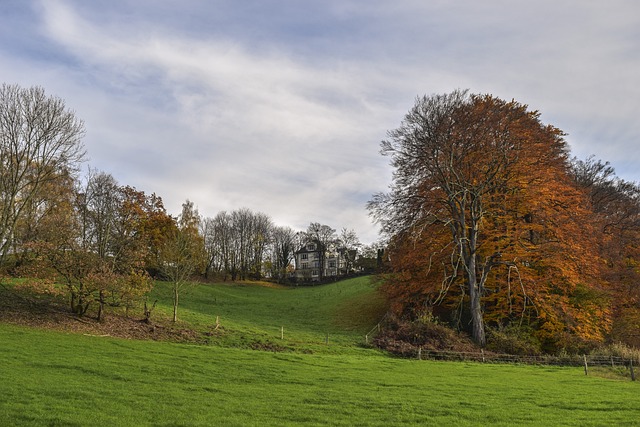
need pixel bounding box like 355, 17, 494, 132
0, 277, 639, 426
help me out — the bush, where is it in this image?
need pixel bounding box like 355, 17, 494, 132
485, 325, 541, 356
374, 315, 478, 357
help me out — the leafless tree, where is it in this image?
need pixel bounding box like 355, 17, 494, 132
338, 227, 361, 274
0, 84, 85, 265
269, 225, 297, 283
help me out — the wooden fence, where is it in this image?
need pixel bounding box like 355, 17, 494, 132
409, 348, 638, 380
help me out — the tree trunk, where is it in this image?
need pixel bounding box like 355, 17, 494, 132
97, 290, 105, 322
466, 250, 486, 347
172, 284, 179, 322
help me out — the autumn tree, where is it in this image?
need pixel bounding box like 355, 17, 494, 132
10, 168, 77, 269
158, 200, 205, 322
571, 156, 640, 346
369, 90, 604, 348
0, 84, 85, 267
19, 170, 162, 320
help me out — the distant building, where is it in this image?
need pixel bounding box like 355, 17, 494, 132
293, 240, 356, 281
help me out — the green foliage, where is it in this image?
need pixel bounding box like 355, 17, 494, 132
485, 325, 542, 356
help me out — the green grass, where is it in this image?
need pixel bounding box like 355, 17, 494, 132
148, 276, 387, 352
1, 276, 639, 426
1, 324, 638, 426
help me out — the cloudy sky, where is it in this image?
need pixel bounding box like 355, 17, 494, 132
1, 1, 639, 243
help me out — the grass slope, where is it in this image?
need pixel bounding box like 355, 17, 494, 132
1, 324, 639, 426
1, 276, 639, 426
148, 276, 387, 352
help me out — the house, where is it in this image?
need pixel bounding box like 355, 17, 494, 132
293, 240, 355, 281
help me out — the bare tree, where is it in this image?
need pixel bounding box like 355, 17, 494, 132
205, 211, 235, 281
78, 170, 119, 258
249, 212, 272, 279
269, 225, 297, 283
338, 228, 361, 274
0, 84, 85, 265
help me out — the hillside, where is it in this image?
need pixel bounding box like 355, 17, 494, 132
2, 276, 640, 425
0, 276, 388, 354
1, 322, 639, 426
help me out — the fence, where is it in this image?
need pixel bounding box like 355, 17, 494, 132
408, 348, 638, 380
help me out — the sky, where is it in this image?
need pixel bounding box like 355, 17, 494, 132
1, 0, 639, 244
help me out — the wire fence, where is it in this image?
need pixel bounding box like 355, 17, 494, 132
404, 348, 639, 381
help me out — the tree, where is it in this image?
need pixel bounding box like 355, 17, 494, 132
202, 208, 275, 281
10, 167, 77, 269
338, 228, 361, 274
570, 156, 640, 346
158, 200, 205, 322
0, 84, 85, 266
22, 171, 156, 320
78, 170, 119, 259
355, 242, 385, 273
269, 225, 297, 283
202, 211, 234, 281
369, 90, 603, 348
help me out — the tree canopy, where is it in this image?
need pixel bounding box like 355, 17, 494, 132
369, 90, 611, 350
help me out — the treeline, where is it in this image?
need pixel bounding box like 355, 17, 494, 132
0, 83, 370, 323
370, 90, 640, 354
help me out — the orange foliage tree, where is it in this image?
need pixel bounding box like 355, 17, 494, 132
571, 156, 640, 347
369, 90, 609, 349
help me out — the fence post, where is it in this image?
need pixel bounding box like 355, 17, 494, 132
365, 334, 368, 344
481, 349, 485, 363
281, 326, 284, 340
325, 333, 329, 345
583, 355, 588, 376
630, 359, 636, 381
418, 347, 422, 360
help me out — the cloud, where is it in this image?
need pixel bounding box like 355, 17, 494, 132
33, 0, 396, 243
2, 0, 639, 244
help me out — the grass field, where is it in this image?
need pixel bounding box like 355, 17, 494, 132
1, 277, 639, 426
148, 276, 388, 352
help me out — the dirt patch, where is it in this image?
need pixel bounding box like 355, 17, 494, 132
0, 286, 203, 343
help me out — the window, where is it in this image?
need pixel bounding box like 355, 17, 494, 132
306, 243, 316, 251
302, 262, 308, 269
301, 253, 308, 260
311, 270, 319, 276
329, 260, 336, 268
